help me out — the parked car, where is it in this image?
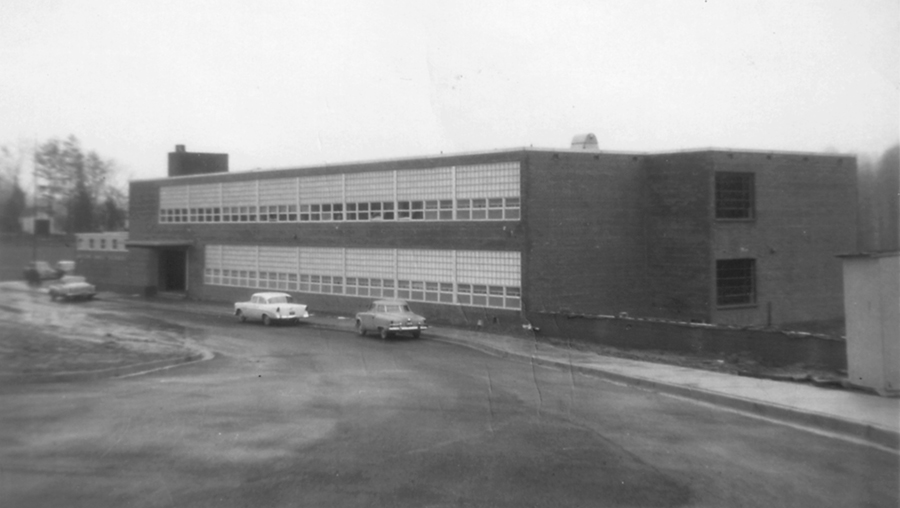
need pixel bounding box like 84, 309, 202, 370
48, 275, 96, 301
23, 261, 60, 285
355, 299, 428, 339
234, 292, 309, 326
55, 260, 76, 277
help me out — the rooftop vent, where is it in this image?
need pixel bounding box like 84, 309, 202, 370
571, 133, 599, 151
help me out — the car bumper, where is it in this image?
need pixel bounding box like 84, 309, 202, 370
55, 292, 96, 299
274, 312, 309, 320
386, 325, 428, 332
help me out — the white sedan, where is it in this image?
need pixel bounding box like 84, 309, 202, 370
234, 292, 309, 326
48, 275, 96, 301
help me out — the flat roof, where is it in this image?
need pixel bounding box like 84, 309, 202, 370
133, 145, 854, 184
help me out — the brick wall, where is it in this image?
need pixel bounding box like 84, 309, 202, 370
75, 249, 155, 295
642, 153, 715, 322
529, 312, 846, 371
123, 148, 858, 329
523, 151, 648, 316
711, 152, 857, 326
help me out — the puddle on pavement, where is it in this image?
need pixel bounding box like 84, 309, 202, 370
0, 282, 209, 353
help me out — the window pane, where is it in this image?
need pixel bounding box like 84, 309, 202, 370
716, 259, 756, 305
715, 172, 754, 219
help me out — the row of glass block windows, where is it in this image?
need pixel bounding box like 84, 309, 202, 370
205, 269, 521, 309
160, 197, 520, 224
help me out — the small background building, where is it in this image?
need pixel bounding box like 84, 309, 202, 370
74, 231, 136, 293
20, 212, 64, 236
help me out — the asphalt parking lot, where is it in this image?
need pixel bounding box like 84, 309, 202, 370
1, 280, 897, 507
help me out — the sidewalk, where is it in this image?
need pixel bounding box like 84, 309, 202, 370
427, 324, 900, 452
316, 315, 900, 451
44, 291, 900, 452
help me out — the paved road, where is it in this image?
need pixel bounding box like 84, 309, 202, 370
1, 298, 897, 507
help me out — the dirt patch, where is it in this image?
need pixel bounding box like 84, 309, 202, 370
0, 320, 197, 380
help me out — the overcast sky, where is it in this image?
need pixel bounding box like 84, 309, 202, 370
1, 0, 897, 182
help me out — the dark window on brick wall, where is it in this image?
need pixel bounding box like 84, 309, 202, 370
716, 259, 756, 306
715, 172, 754, 219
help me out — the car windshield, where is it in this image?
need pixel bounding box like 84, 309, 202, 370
62, 276, 86, 283
267, 296, 292, 304
384, 305, 410, 313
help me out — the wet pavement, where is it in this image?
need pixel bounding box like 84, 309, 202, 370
1, 280, 898, 451
1, 280, 898, 507
0, 282, 211, 382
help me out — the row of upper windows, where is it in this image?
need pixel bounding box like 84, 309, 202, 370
161, 197, 521, 223
163, 170, 755, 223
160, 163, 520, 210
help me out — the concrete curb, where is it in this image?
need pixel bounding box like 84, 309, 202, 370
426, 334, 900, 451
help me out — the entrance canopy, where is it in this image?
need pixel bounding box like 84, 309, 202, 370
125, 239, 193, 249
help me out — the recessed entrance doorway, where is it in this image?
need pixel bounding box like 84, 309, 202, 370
158, 248, 187, 292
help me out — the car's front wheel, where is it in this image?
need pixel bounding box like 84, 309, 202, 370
412, 330, 421, 339
379, 327, 390, 340
356, 320, 366, 336
236, 310, 246, 323
262, 314, 272, 326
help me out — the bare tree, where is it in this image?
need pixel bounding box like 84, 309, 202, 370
0, 144, 27, 232
857, 144, 900, 252
33, 135, 120, 233
97, 185, 128, 231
